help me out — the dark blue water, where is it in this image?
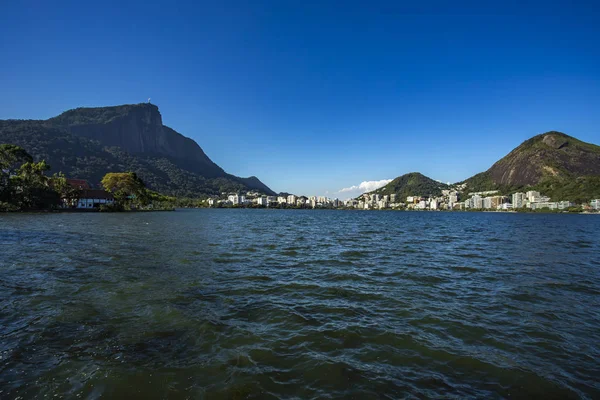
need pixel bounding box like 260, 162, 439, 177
1, 210, 599, 399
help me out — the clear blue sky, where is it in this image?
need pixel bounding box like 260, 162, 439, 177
1, 1, 599, 197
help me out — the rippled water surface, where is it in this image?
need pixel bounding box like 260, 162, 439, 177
1, 210, 600, 399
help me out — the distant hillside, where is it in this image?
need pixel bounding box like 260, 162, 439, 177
370, 172, 448, 199
462, 131, 600, 201
0, 104, 275, 197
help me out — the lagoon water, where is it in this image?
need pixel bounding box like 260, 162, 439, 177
1, 209, 599, 399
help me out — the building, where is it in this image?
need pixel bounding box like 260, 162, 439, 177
558, 201, 574, 210
66, 178, 91, 190
227, 194, 245, 205
448, 192, 458, 204
256, 197, 268, 206
512, 192, 526, 208
530, 201, 558, 210
76, 189, 114, 209
287, 195, 297, 205
483, 197, 492, 209
277, 196, 287, 204
469, 195, 482, 209
491, 196, 506, 209
526, 191, 541, 203
430, 199, 438, 210
390, 194, 396, 203
591, 199, 600, 210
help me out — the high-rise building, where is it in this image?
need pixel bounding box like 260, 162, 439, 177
512, 192, 526, 208
526, 191, 541, 203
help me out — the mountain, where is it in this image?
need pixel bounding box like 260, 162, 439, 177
462, 131, 600, 201
0, 104, 275, 197
370, 172, 449, 199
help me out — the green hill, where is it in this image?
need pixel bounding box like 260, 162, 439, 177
0, 104, 275, 197
370, 172, 448, 200
462, 131, 600, 201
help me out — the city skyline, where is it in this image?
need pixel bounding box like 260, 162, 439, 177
1, 1, 599, 197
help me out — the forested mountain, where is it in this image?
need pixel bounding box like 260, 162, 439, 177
462, 131, 600, 201
0, 104, 275, 197
371, 172, 448, 199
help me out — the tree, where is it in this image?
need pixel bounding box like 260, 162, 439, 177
101, 172, 149, 208
0, 144, 33, 173
11, 160, 61, 209
50, 172, 81, 207
1, 144, 34, 197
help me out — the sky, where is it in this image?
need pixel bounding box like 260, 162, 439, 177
1, 1, 599, 198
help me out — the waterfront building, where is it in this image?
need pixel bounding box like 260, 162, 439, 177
558, 201, 574, 210
227, 194, 245, 205
76, 189, 115, 209
512, 192, 526, 208
430, 199, 438, 210
530, 201, 558, 210
483, 197, 492, 209
287, 195, 297, 205
526, 191, 541, 203
390, 194, 396, 203
591, 199, 600, 210
256, 197, 268, 206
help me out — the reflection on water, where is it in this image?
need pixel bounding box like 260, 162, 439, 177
1, 210, 599, 398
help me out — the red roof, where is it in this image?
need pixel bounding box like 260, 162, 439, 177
81, 189, 114, 200
67, 179, 91, 189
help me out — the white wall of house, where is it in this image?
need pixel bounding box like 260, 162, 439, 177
77, 198, 115, 209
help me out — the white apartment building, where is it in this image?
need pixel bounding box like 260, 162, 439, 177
287, 195, 297, 205
591, 199, 600, 210
483, 197, 492, 209
530, 201, 558, 210
471, 195, 482, 209
558, 201, 573, 209
512, 192, 526, 208
526, 191, 541, 203
227, 194, 245, 205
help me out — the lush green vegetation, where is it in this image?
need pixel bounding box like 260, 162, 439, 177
0, 120, 271, 197
462, 132, 600, 201
533, 175, 600, 203
371, 172, 448, 199
1, 144, 73, 211
1, 143, 176, 212
48, 104, 146, 126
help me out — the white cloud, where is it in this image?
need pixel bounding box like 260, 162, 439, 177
338, 179, 392, 194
